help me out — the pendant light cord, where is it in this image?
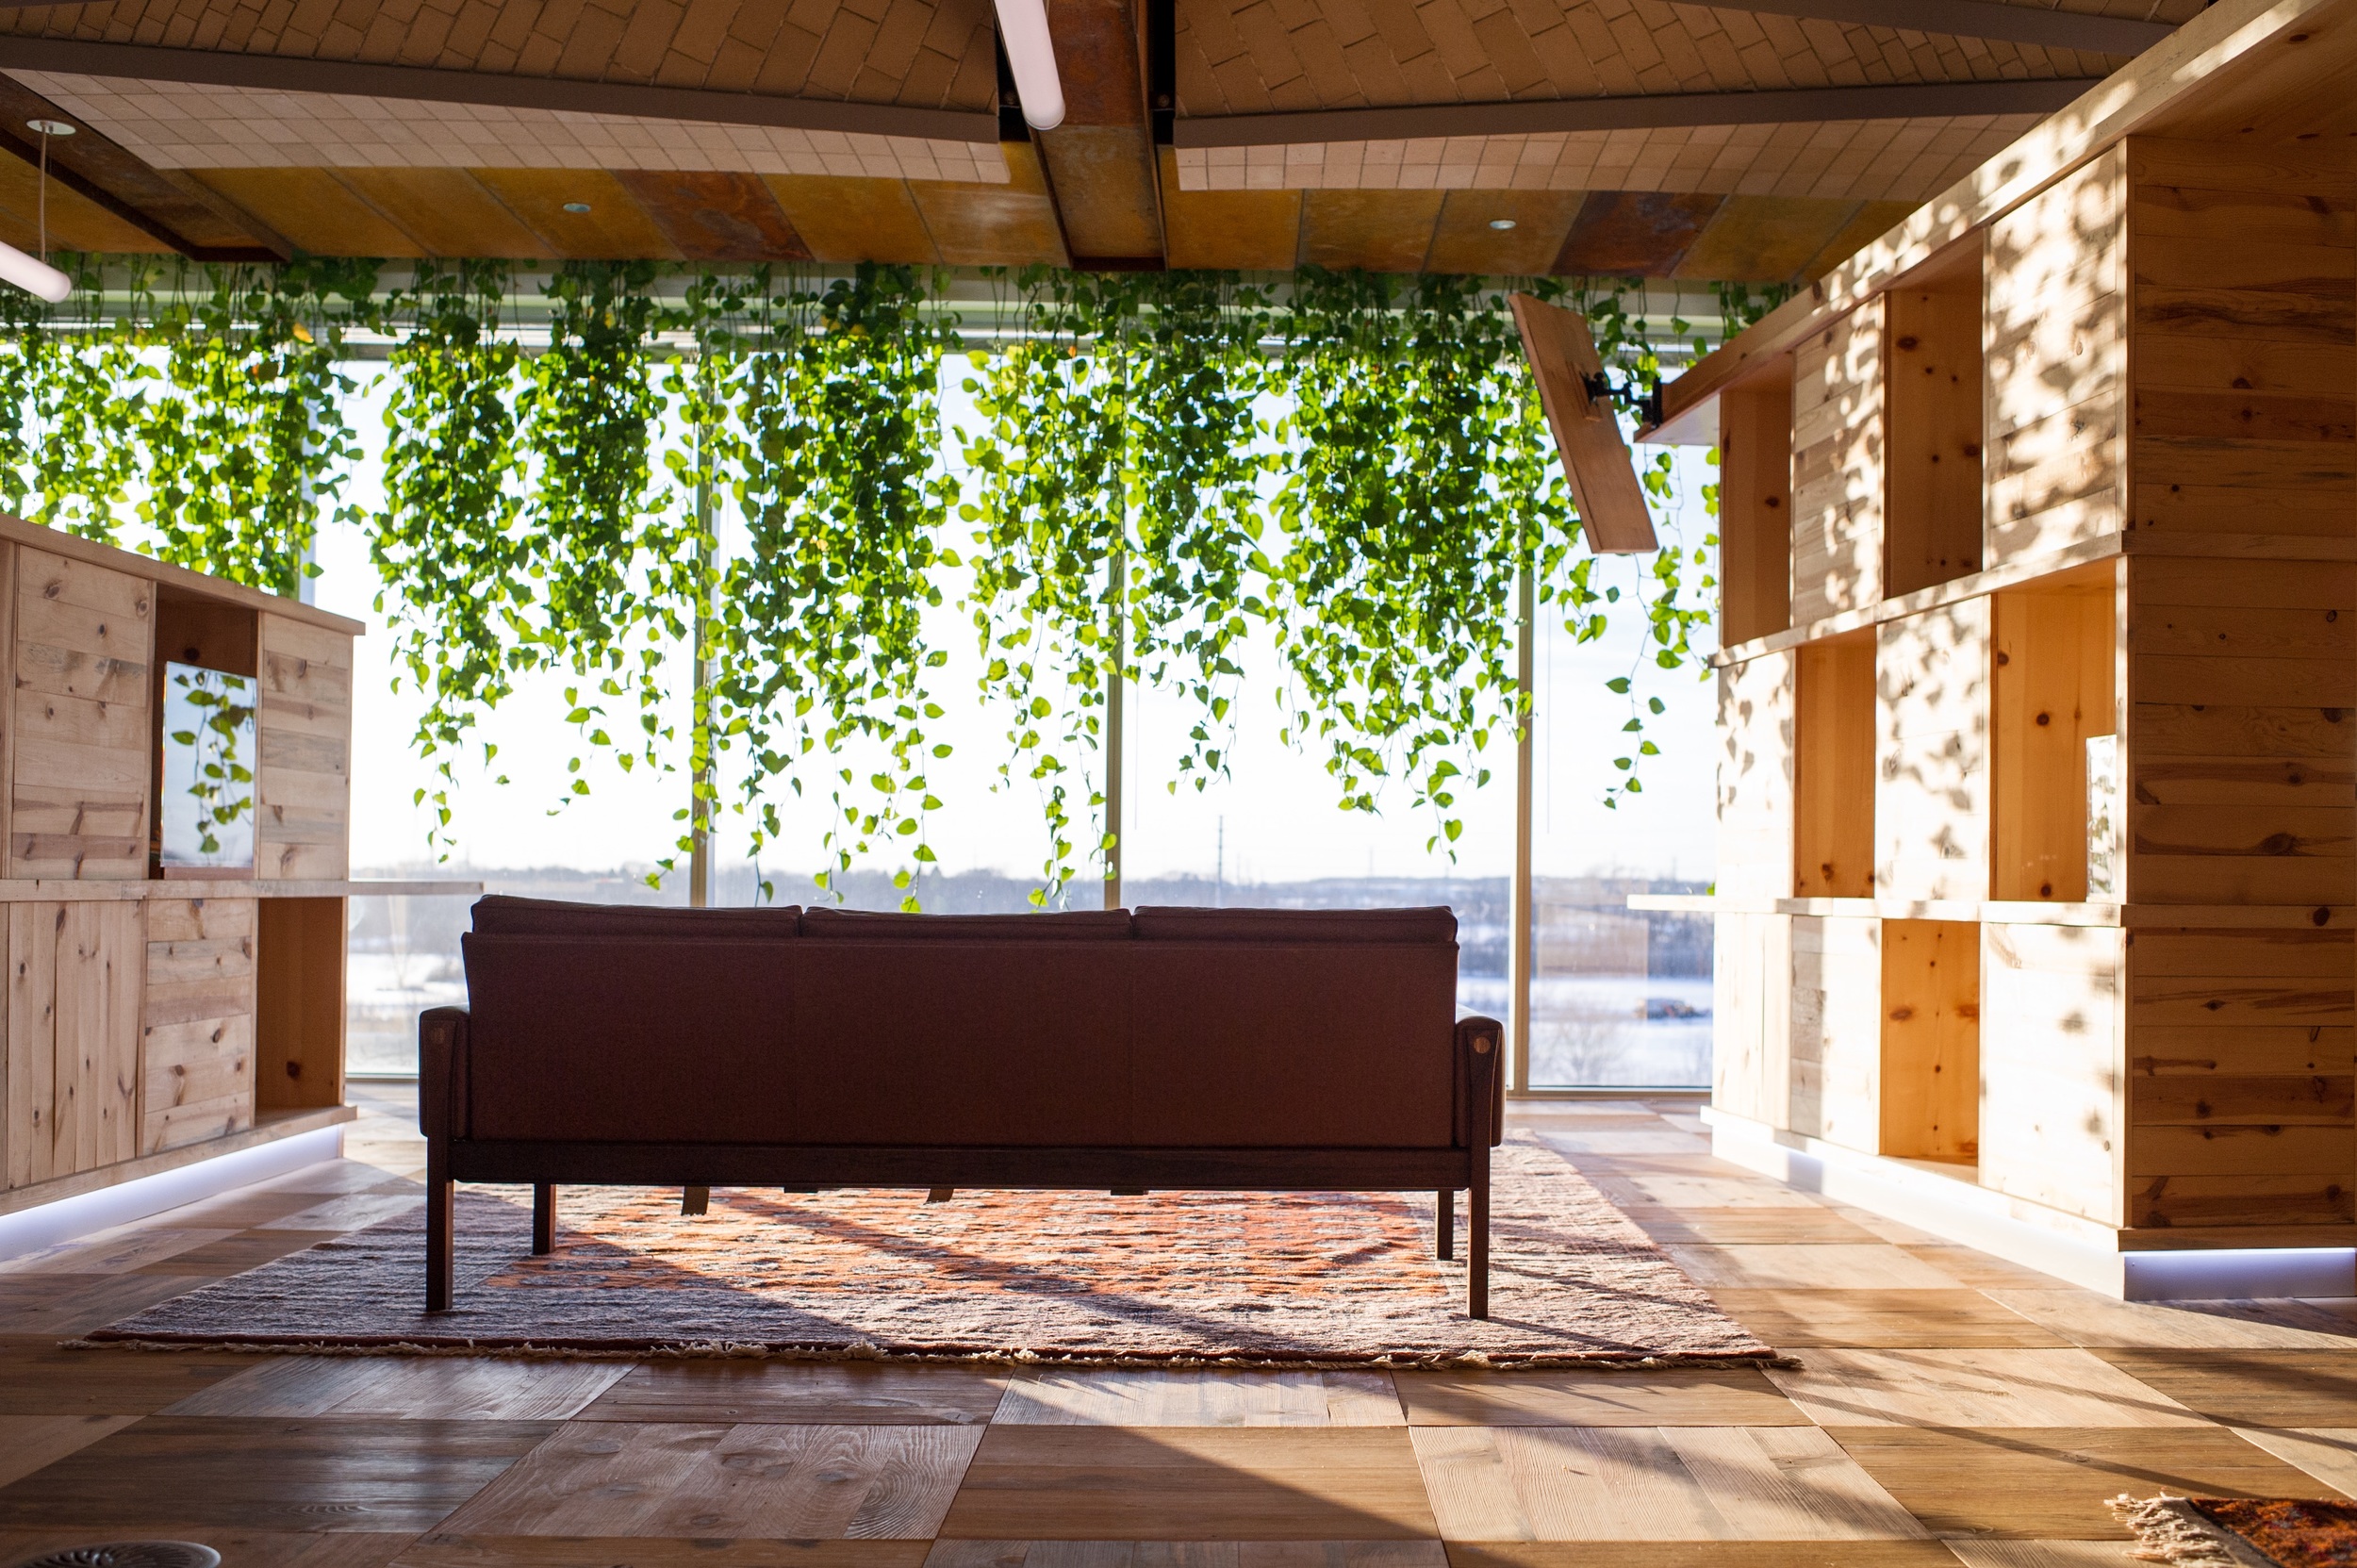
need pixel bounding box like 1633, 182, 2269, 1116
36, 125, 47, 261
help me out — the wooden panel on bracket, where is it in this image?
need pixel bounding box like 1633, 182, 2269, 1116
1791, 298, 1884, 624
1298, 190, 1443, 273
1794, 633, 1876, 899
1991, 573, 2118, 903
1425, 190, 1583, 277
763, 176, 941, 264
188, 169, 424, 258
469, 169, 682, 260
1508, 293, 1658, 553
1982, 921, 2122, 1226
142, 896, 255, 1155
12, 547, 152, 881
255, 614, 352, 883
610, 171, 813, 262
256, 897, 345, 1114
909, 143, 1069, 267
1716, 650, 1795, 900
1719, 370, 1794, 645
1880, 918, 1979, 1164
1158, 150, 1299, 270
1790, 914, 1879, 1154
1876, 600, 1989, 901
1883, 244, 1985, 597
1986, 147, 2126, 564
334, 168, 554, 258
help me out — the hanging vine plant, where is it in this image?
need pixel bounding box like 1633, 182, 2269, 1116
0, 254, 147, 544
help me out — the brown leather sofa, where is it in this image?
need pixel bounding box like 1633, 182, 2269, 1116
420, 896, 1506, 1316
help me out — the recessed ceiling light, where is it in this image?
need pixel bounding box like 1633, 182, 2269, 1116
1490, 218, 1517, 230
25, 120, 74, 137
562, 202, 591, 213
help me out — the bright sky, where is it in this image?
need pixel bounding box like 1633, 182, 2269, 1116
311, 359, 1721, 888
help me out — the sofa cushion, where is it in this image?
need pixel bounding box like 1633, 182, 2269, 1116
470, 895, 802, 939
799, 906, 1133, 940
1131, 905, 1457, 944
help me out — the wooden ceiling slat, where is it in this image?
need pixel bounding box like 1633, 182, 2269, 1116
0, 73, 277, 254
0, 152, 168, 253
1554, 190, 1725, 275
335, 167, 555, 258
1039, 125, 1164, 260
1796, 199, 1920, 282
610, 169, 812, 261
907, 142, 1068, 266
1674, 195, 1861, 284
762, 174, 941, 264
1158, 149, 1301, 269
1298, 189, 1445, 272
1424, 189, 1585, 275
189, 167, 425, 256
468, 167, 683, 259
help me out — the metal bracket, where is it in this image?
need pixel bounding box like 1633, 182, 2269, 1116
1581, 371, 1663, 430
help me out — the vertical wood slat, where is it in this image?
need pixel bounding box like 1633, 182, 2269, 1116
1789, 914, 1879, 1153
2, 905, 47, 1188
143, 897, 256, 1155
1982, 920, 2125, 1227
1793, 635, 1876, 899
5, 899, 141, 1186
1883, 251, 1986, 599
255, 614, 352, 881
1790, 297, 1884, 625
1716, 652, 1796, 901
10, 548, 154, 880
1875, 601, 1990, 901
1718, 372, 1794, 646
1879, 917, 1980, 1164
1991, 573, 2118, 903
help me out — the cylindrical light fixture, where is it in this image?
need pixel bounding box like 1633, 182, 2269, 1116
0, 239, 70, 304
994, 0, 1065, 130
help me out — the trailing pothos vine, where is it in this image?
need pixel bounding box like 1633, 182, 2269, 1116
0, 256, 1783, 904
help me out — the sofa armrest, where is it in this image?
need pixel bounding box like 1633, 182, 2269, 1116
1455, 1015, 1506, 1148
419, 1007, 470, 1140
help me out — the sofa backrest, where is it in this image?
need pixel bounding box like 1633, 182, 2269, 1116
459, 899, 1461, 1150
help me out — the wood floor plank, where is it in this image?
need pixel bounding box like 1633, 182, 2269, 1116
1531, 1131, 1712, 1156
132, 1230, 344, 1276
1824, 1428, 2336, 1537
0, 1413, 136, 1486
2092, 1350, 2357, 1425
0, 1527, 417, 1568
1668, 1246, 1962, 1291
1982, 1292, 2357, 1350
1618, 1208, 1888, 1246
1939, 1545, 2148, 1566
254, 1191, 427, 1232
1443, 1548, 1965, 1568
402, 1542, 928, 1568
580, 1362, 1009, 1426
0, 1227, 240, 1275
0, 1272, 217, 1336
1393, 1368, 1808, 1427
0, 1336, 254, 1413
1769, 1349, 2209, 1428
247, 1160, 423, 1197
166, 1355, 629, 1420
0, 1416, 557, 1531
996, 1370, 1402, 1427
1591, 1176, 1824, 1211
928, 1547, 1449, 1568
441, 1422, 982, 1539
2227, 1428, 2357, 1500
1709, 1291, 2069, 1349
1409, 1425, 1925, 1542
1900, 1247, 2074, 1291
938, 1428, 1437, 1541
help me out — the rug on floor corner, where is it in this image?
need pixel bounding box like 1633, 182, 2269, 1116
82, 1131, 1779, 1367
2113, 1494, 2357, 1568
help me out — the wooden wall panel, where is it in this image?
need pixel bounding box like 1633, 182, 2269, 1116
142, 897, 255, 1155
11, 549, 154, 880
1986, 148, 2126, 564
1712, 911, 1792, 1131
1790, 297, 1884, 625
1981, 921, 2123, 1225
1880, 917, 1980, 1163
1716, 652, 1795, 900
1992, 575, 2118, 902
1789, 914, 1879, 1153
1875, 601, 1989, 900
1719, 373, 1793, 647
1884, 260, 1985, 598
255, 614, 353, 881
2126, 139, 2357, 553
1793, 634, 1876, 898
2126, 558, 2357, 906
256, 897, 346, 1113
5, 900, 141, 1187
2125, 926, 2356, 1231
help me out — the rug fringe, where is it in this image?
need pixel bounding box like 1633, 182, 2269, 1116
61, 1334, 1798, 1370
2110, 1495, 2281, 1568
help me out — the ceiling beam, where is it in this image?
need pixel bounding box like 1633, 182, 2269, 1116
1697, 0, 2174, 54
0, 40, 1001, 145
1176, 76, 2103, 148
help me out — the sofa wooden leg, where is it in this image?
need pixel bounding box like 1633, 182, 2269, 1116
532, 1184, 555, 1255
425, 1143, 454, 1313
1468, 1170, 1490, 1321
1437, 1190, 1454, 1260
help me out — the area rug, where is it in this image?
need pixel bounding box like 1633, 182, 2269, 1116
81, 1133, 1778, 1367
2113, 1494, 2357, 1568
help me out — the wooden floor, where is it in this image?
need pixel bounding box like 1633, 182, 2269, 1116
0, 1092, 2353, 1564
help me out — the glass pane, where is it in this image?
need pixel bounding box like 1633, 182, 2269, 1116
157, 661, 256, 872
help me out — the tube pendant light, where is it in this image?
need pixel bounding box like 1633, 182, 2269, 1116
995, 0, 1065, 130
0, 241, 71, 304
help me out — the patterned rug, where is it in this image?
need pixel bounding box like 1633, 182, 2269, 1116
2114, 1494, 2357, 1568
85, 1134, 1775, 1367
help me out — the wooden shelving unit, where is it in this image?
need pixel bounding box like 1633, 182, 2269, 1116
0, 514, 475, 1213
1645, 0, 2357, 1279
